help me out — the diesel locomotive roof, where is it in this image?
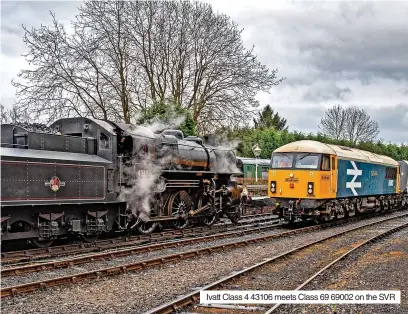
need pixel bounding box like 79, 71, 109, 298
273, 140, 399, 167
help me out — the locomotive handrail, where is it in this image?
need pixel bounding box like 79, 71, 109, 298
163, 183, 199, 186
117, 130, 233, 152
246, 185, 268, 189
0, 143, 28, 148
161, 169, 216, 174
164, 179, 201, 182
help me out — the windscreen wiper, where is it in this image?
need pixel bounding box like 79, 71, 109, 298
297, 153, 311, 162
281, 153, 292, 160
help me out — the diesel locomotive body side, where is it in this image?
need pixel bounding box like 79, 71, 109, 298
268, 140, 406, 223
336, 158, 398, 198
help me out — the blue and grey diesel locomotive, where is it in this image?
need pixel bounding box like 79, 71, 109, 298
1, 118, 244, 247
268, 140, 408, 222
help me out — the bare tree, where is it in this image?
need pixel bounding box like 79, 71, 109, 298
1, 103, 30, 124
319, 105, 379, 144
319, 104, 347, 140
345, 106, 380, 145
1, 104, 9, 124
12, 15, 106, 123
12, 2, 142, 124
12, 0, 284, 132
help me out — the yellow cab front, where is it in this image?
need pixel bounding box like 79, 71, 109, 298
268, 151, 336, 202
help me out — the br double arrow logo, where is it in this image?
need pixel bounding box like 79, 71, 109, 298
346, 161, 362, 196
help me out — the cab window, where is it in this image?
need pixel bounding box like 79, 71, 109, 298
321, 155, 330, 170
294, 153, 319, 169
136, 142, 149, 160
271, 153, 294, 169
331, 157, 336, 170
99, 132, 110, 149
385, 167, 397, 179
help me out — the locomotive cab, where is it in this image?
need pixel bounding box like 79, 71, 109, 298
269, 152, 337, 200
268, 140, 339, 221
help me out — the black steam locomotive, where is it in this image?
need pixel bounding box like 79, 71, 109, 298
1, 118, 244, 248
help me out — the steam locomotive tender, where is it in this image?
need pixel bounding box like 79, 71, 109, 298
1, 118, 244, 247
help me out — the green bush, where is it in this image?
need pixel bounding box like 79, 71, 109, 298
225, 127, 407, 161
137, 101, 196, 137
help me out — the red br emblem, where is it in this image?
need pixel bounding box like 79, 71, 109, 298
45, 176, 66, 192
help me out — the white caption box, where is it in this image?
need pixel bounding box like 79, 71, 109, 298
200, 290, 401, 304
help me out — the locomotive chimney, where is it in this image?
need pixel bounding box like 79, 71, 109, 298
203, 134, 217, 146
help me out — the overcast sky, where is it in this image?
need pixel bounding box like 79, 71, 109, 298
1, 1, 407, 143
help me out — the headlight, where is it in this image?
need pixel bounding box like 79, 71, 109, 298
270, 181, 276, 193
307, 182, 314, 195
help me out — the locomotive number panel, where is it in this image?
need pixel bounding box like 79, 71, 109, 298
1, 161, 106, 201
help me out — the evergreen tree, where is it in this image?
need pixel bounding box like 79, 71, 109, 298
253, 105, 288, 131
138, 101, 196, 136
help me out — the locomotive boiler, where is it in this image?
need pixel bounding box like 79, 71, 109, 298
1, 117, 244, 247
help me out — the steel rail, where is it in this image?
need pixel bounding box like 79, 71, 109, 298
1, 216, 279, 267
1, 212, 277, 265
141, 211, 408, 314
2, 211, 406, 299
1, 219, 281, 277
3, 209, 397, 275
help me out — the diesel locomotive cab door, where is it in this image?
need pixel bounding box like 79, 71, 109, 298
330, 155, 338, 196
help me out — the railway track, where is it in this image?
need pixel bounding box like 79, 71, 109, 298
263, 224, 406, 314
2, 210, 406, 299
1, 212, 277, 265
142, 211, 408, 314
1, 218, 283, 277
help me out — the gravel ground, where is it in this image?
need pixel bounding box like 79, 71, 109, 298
2, 211, 407, 314
186, 216, 408, 314
1, 222, 285, 288
0, 216, 279, 271
0, 215, 278, 268
1, 212, 279, 260
274, 228, 408, 314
